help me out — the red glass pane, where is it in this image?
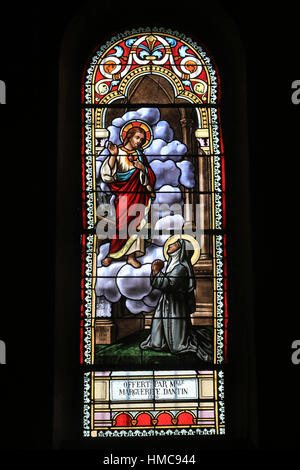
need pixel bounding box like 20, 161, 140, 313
157, 412, 172, 426
136, 413, 152, 426
115, 413, 132, 427
177, 412, 194, 425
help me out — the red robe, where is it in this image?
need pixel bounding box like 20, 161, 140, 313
107, 152, 156, 258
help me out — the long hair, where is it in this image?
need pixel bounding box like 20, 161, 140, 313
123, 127, 146, 148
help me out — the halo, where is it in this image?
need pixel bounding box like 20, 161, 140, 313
163, 234, 201, 266
120, 119, 153, 149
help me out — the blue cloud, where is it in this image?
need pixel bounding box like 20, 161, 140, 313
150, 159, 181, 189
153, 120, 174, 142
176, 160, 195, 188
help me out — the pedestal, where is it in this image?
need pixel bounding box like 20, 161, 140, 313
95, 319, 117, 345
95, 313, 145, 345
191, 259, 213, 326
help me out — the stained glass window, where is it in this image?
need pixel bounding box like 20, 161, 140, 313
81, 28, 227, 438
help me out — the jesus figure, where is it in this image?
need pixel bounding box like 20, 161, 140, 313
100, 126, 156, 268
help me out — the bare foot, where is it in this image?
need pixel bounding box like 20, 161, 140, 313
127, 255, 141, 269
102, 256, 112, 267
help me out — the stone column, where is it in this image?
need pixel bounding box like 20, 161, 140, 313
195, 128, 211, 259
95, 299, 116, 344
95, 319, 117, 345
180, 116, 195, 230
191, 128, 213, 326
95, 128, 109, 155
95, 297, 145, 345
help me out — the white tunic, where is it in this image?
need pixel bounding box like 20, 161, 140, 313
100, 147, 150, 258
100, 147, 149, 186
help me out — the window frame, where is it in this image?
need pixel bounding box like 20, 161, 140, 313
54, 5, 256, 450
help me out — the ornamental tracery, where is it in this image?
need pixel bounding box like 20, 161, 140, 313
93, 33, 210, 104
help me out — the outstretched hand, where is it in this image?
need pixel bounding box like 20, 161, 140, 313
108, 141, 118, 156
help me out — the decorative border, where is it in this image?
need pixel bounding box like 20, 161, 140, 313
218, 370, 225, 431
83, 372, 91, 437
95, 428, 216, 438
81, 234, 95, 364
83, 370, 225, 438
215, 235, 226, 364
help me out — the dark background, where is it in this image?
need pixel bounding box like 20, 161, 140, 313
0, 0, 299, 461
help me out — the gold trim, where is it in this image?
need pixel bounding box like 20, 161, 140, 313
208, 108, 215, 230
206, 106, 217, 364
92, 107, 97, 225
91, 371, 94, 430
109, 374, 197, 380
213, 235, 217, 363
120, 121, 153, 149
199, 108, 208, 129
106, 425, 215, 430
214, 370, 219, 434
91, 234, 97, 364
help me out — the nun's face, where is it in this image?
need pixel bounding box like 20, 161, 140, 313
167, 241, 180, 254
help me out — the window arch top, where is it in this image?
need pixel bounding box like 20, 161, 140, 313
82, 28, 220, 106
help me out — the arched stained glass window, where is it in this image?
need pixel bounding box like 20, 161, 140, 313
80, 28, 227, 439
